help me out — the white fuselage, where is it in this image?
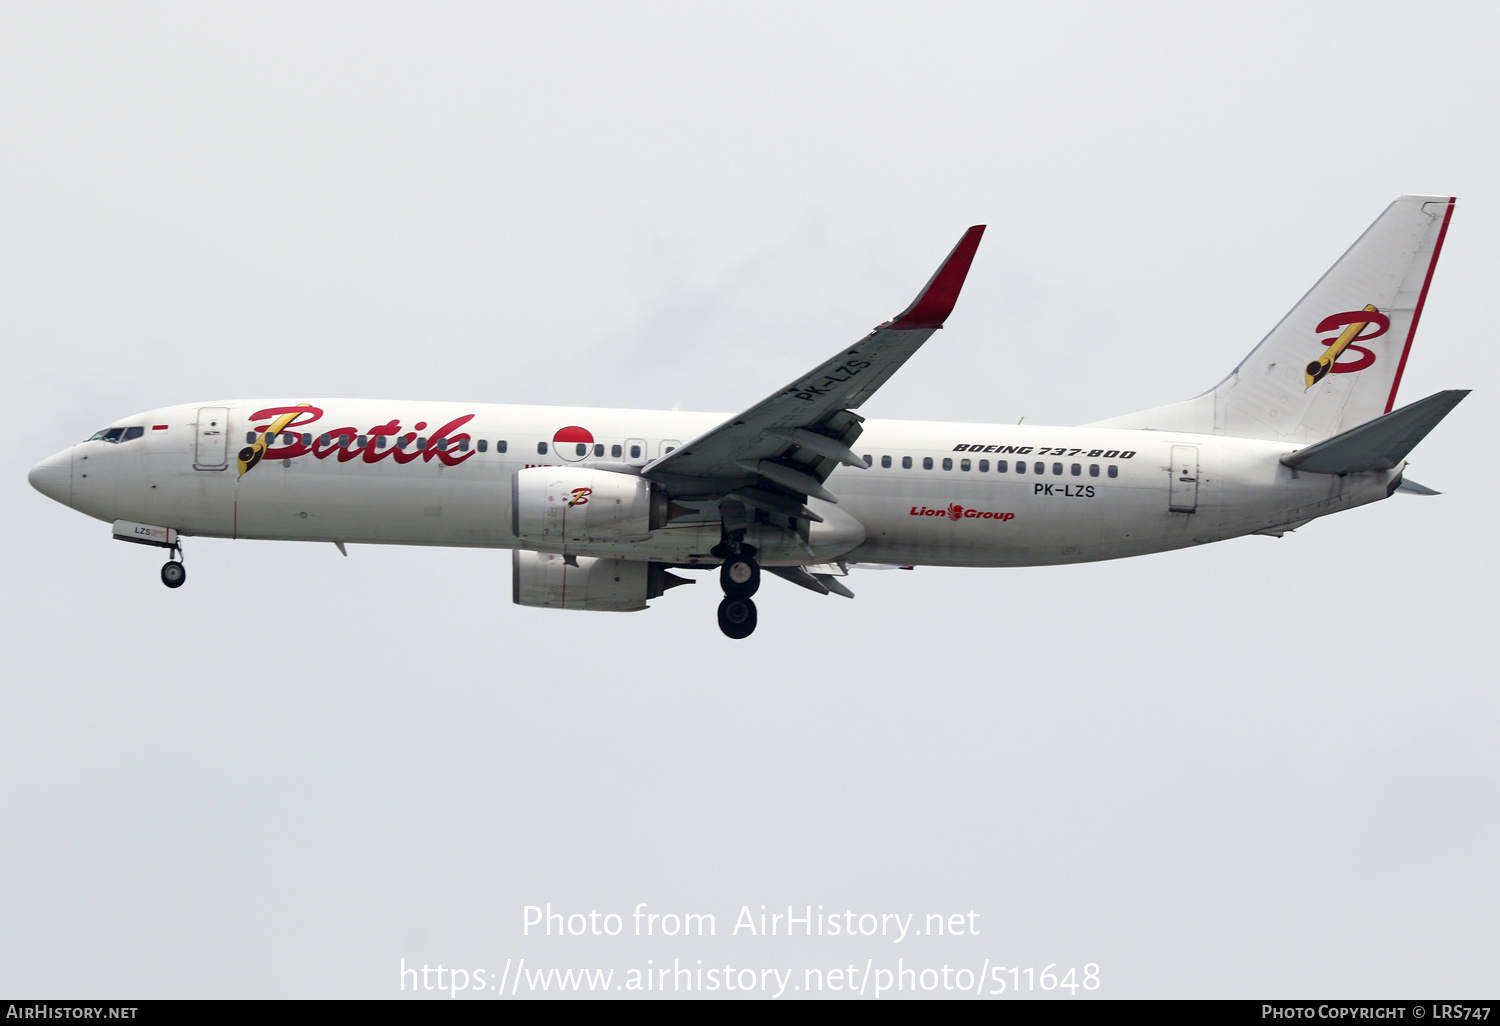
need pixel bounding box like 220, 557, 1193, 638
37, 398, 1400, 568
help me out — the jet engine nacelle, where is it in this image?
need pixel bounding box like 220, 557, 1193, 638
513, 466, 683, 544
511, 550, 686, 612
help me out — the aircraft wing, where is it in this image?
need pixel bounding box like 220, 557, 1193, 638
643, 226, 985, 504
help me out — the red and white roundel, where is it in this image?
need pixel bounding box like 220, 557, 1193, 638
553, 425, 594, 462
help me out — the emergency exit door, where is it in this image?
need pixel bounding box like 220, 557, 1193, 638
1169, 445, 1198, 513
194, 407, 230, 470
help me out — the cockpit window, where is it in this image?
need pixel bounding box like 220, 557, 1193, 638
89, 426, 146, 443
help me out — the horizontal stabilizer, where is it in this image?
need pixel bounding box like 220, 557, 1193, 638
1282, 389, 1469, 474
1395, 477, 1441, 495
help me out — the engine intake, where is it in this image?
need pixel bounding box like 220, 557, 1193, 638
511, 550, 689, 611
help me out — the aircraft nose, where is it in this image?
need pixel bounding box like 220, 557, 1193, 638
29, 447, 72, 507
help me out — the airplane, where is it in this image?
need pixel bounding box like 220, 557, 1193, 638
28, 195, 1468, 639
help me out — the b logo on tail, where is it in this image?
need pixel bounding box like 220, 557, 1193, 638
1305, 305, 1390, 389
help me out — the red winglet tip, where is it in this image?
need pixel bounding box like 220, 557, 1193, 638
887, 225, 986, 330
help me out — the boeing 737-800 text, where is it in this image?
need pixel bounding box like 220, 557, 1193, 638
29, 196, 1467, 638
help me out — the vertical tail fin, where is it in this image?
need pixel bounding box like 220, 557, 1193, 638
1089, 196, 1456, 442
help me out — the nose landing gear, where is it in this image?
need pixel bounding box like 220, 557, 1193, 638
159, 538, 186, 589
160, 559, 186, 588
110, 520, 187, 588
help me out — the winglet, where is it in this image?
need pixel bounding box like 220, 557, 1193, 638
886, 225, 986, 330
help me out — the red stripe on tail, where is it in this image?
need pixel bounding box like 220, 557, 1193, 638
1385, 198, 1455, 413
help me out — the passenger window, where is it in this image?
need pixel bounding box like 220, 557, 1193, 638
978, 459, 989, 472
922, 457, 933, 470
537, 442, 548, 455
245, 431, 256, 444
1071, 463, 1081, 476
123, 426, 144, 441
477, 439, 488, 453
359, 435, 369, 447
611, 444, 622, 458
1034, 462, 1044, 474
942, 458, 952, 471
280, 433, 295, 445
901, 456, 912, 469
863, 454, 873, 466
1108, 465, 1118, 478
376, 436, 387, 449
1089, 464, 1099, 476
1052, 462, 1063, 475
437, 438, 448, 451
497, 440, 508, 453
629, 444, 642, 459
320, 434, 331, 446
342, 435, 355, 448
397, 437, 409, 449
593, 443, 604, 457
576, 443, 588, 456
995, 460, 1006, 473
1015, 460, 1024, 474
459, 438, 470, 451
881, 455, 892, 468
960, 459, 971, 471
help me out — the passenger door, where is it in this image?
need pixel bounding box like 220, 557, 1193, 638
1169, 444, 1198, 513
194, 407, 230, 470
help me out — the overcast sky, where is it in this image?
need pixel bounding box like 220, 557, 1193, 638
3, 1, 1497, 999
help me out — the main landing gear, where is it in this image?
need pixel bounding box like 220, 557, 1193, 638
720, 553, 760, 598
715, 537, 760, 640
717, 594, 757, 639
